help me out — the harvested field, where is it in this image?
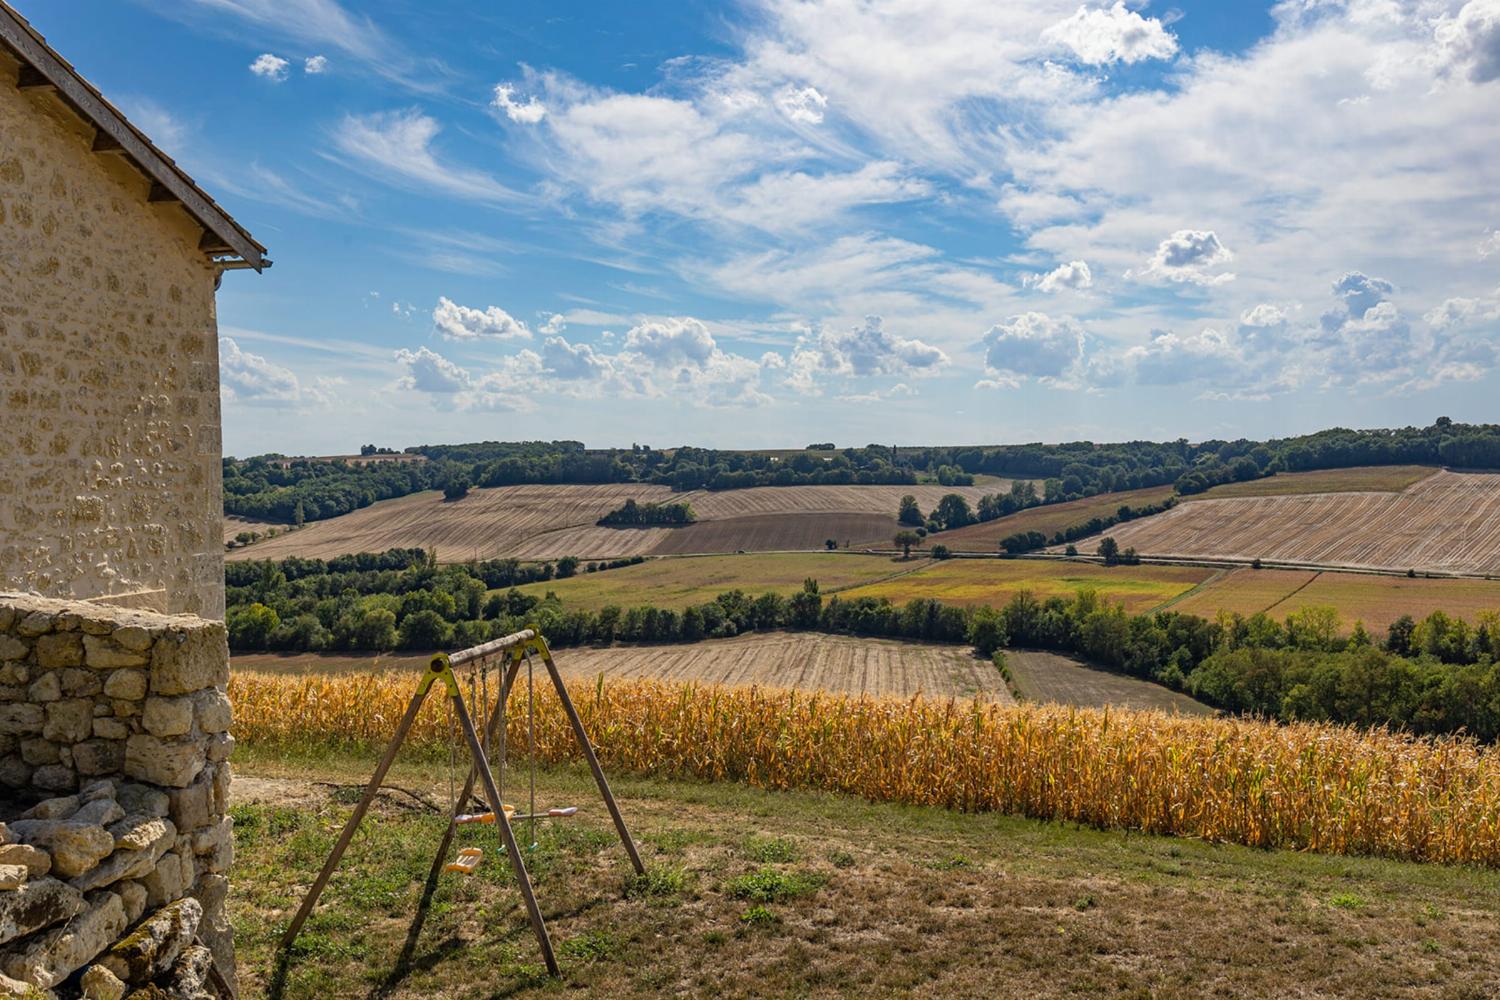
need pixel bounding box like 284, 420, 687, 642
515, 552, 918, 611
1174, 567, 1500, 633
840, 558, 1212, 613
222, 515, 285, 543
225, 484, 677, 562
226, 483, 1002, 563
1077, 470, 1500, 575
1192, 465, 1437, 500
233, 633, 1012, 701
933, 486, 1177, 553
554, 633, 1012, 701
1005, 650, 1214, 716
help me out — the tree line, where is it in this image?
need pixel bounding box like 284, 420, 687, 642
227, 549, 1500, 740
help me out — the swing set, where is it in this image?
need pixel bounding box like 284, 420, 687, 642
279, 627, 645, 977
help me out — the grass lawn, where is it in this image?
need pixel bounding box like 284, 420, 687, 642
513, 552, 924, 611
237, 749, 1500, 999
1191, 465, 1438, 500
932, 486, 1177, 553
840, 558, 1213, 613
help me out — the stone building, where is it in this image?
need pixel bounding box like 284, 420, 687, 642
0, 1, 268, 621
0, 4, 264, 995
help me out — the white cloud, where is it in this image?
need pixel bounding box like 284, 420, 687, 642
1480, 229, 1500, 258
1043, 2, 1178, 65
776, 85, 828, 124
1239, 303, 1289, 328
332, 110, 518, 203
979, 312, 1083, 386
249, 53, 290, 81
1137, 230, 1235, 286
1122, 327, 1243, 386
787, 316, 948, 392
623, 317, 716, 366
1425, 287, 1500, 329
304, 54, 328, 74
1434, 0, 1500, 84
540, 313, 567, 335
432, 296, 531, 340
220, 337, 337, 406
394, 346, 471, 393
541, 336, 616, 381
1028, 259, 1093, 292
493, 83, 547, 124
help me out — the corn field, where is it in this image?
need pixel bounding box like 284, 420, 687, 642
230, 669, 1500, 866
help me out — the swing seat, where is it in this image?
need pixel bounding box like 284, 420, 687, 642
445, 847, 483, 874
456, 804, 515, 825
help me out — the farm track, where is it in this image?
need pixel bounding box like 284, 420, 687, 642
1074, 471, 1500, 575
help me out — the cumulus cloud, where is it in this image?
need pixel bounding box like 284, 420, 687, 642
492, 83, 547, 124
978, 312, 1084, 387
394, 346, 471, 393
776, 85, 828, 124
219, 337, 336, 406
1425, 287, 1500, 329
304, 54, 328, 74
623, 317, 717, 366
1239, 303, 1289, 328
786, 316, 948, 392
432, 296, 531, 341
1042, 2, 1178, 65
1434, 0, 1500, 84
541, 335, 615, 381
1138, 230, 1235, 286
1480, 229, 1500, 258
1028, 259, 1093, 292
1122, 328, 1244, 386
249, 53, 290, 81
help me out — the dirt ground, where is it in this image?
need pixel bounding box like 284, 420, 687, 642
231, 755, 1500, 1000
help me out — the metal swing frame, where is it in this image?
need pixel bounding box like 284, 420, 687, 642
279, 627, 645, 977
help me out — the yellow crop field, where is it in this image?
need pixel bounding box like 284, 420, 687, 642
231, 671, 1500, 866
515, 552, 919, 610
839, 558, 1213, 613
1175, 567, 1500, 633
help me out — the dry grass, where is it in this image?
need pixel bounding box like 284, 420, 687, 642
1087, 470, 1500, 575
840, 558, 1212, 613
231, 671, 1500, 866
1004, 650, 1213, 715
515, 553, 919, 611
934, 486, 1177, 553
1174, 567, 1500, 633
1192, 465, 1438, 499
234, 755, 1500, 1000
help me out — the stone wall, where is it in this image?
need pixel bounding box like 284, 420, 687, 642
0, 594, 233, 998
0, 47, 226, 620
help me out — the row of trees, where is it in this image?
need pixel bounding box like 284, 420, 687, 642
226, 549, 1500, 740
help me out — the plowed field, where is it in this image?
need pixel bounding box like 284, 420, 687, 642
1076, 471, 1500, 575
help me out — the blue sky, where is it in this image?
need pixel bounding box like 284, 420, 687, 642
28, 0, 1500, 456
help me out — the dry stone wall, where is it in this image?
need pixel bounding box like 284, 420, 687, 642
0, 52, 226, 619
0, 594, 233, 999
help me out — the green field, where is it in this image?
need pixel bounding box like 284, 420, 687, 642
1192, 465, 1437, 500
839, 558, 1214, 614
514, 552, 925, 611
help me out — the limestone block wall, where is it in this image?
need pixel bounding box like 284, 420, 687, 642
0, 49, 226, 619
0, 594, 234, 997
